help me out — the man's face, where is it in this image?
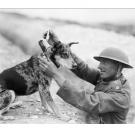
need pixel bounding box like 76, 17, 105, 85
98, 58, 118, 79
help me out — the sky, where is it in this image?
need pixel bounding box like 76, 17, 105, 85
1, 9, 135, 24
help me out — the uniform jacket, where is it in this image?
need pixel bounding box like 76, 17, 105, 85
57, 60, 131, 124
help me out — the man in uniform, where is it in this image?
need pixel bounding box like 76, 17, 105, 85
39, 40, 133, 124
39, 46, 133, 124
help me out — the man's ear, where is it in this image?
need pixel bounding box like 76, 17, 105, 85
117, 63, 123, 73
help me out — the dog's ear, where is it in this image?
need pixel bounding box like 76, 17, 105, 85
68, 42, 79, 47
43, 30, 60, 46
49, 30, 60, 42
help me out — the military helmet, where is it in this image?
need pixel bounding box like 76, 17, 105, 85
94, 47, 133, 68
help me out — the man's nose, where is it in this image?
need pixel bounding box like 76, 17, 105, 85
98, 62, 103, 70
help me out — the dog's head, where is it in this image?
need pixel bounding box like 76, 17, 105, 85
43, 30, 78, 69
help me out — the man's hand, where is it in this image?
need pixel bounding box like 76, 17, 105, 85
70, 52, 84, 66
38, 55, 58, 78
38, 55, 66, 87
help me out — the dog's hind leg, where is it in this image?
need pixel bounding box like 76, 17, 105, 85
0, 90, 16, 120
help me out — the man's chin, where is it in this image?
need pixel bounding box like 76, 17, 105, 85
100, 72, 105, 78
100, 76, 105, 79
100, 74, 108, 80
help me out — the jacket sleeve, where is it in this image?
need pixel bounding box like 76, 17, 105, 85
71, 53, 100, 85
57, 80, 130, 114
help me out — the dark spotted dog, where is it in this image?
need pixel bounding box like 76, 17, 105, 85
0, 31, 78, 118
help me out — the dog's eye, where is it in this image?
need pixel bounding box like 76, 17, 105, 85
51, 48, 55, 51
61, 52, 69, 58
58, 46, 62, 50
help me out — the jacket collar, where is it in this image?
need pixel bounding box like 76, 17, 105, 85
98, 73, 126, 84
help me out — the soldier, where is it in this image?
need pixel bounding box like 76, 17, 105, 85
39, 45, 133, 124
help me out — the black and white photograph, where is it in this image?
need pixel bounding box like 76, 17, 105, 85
0, 8, 135, 124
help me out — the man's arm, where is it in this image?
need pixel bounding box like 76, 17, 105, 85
71, 52, 100, 85
57, 80, 130, 114
38, 54, 130, 114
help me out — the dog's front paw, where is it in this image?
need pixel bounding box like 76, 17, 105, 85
43, 30, 60, 46
57, 112, 71, 122
41, 106, 50, 114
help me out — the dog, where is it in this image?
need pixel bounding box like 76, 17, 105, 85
0, 30, 78, 119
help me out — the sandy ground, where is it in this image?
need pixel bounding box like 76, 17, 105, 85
0, 83, 87, 124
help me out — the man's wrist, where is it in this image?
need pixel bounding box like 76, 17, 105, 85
71, 52, 82, 63
53, 72, 66, 87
